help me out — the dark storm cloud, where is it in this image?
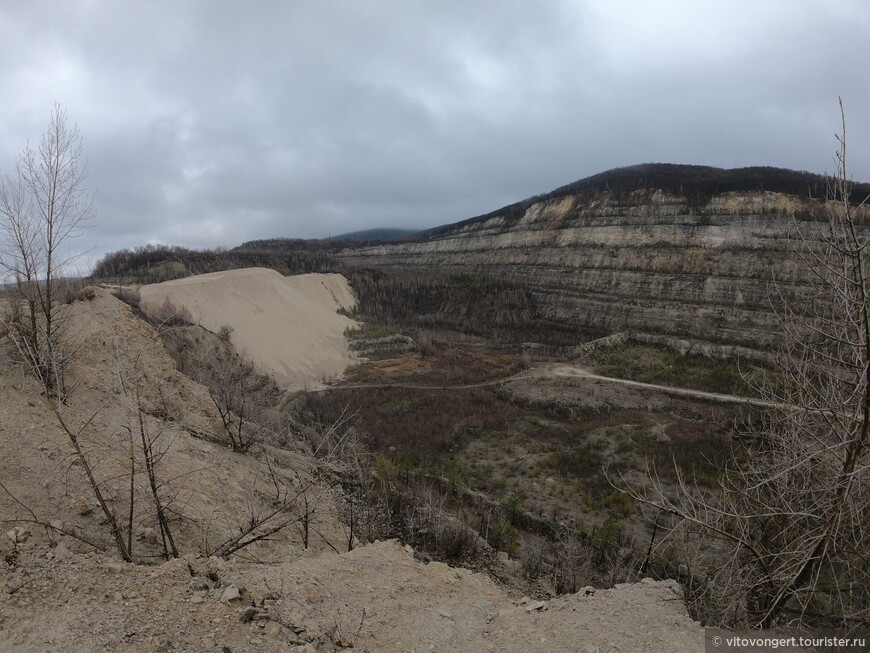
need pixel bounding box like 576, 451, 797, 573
1, 0, 869, 267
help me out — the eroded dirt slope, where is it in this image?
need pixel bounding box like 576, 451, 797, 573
0, 287, 345, 563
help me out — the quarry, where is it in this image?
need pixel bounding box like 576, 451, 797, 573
3, 164, 869, 651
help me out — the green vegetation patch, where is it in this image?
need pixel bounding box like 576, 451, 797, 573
590, 343, 751, 395
344, 324, 397, 340
540, 441, 605, 479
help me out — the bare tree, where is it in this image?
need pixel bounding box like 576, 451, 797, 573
199, 343, 264, 453
0, 108, 133, 559
618, 101, 870, 629
0, 104, 95, 398
116, 372, 181, 561
205, 462, 332, 559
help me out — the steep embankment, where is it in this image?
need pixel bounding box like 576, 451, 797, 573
138, 268, 358, 389
341, 170, 870, 354
0, 287, 346, 562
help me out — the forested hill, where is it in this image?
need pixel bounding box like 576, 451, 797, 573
330, 228, 418, 241
92, 163, 870, 283
421, 163, 870, 239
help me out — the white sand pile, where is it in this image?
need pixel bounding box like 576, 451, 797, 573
138, 268, 358, 389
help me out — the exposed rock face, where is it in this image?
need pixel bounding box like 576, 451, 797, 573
341, 188, 865, 353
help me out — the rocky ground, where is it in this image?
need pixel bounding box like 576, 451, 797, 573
0, 538, 703, 652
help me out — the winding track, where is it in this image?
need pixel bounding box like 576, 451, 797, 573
316, 362, 781, 409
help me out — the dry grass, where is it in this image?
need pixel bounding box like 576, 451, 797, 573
344, 340, 523, 385
302, 329, 737, 596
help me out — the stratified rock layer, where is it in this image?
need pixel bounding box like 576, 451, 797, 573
342, 189, 864, 353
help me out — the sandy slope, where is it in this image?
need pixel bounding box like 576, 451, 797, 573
138, 268, 358, 389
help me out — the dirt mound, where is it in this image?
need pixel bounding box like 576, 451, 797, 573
138, 268, 358, 389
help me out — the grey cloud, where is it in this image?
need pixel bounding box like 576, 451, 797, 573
1, 0, 869, 265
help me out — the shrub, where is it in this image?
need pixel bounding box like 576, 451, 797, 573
487, 518, 519, 556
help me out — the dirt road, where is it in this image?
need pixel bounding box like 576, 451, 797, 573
320, 361, 780, 408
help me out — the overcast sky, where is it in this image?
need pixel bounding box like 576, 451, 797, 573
1, 0, 869, 268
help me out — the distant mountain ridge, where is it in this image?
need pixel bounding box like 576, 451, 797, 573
421, 163, 870, 239
330, 227, 418, 241
92, 163, 870, 355
340, 163, 870, 356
